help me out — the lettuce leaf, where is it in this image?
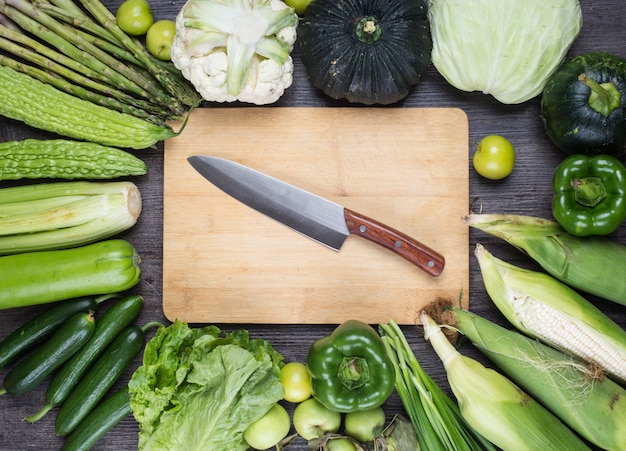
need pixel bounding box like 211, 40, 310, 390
128, 320, 285, 450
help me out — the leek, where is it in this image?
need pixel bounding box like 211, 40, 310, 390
432, 304, 626, 451
474, 243, 626, 384
378, 321, 495, 451
0, 181, 141, 254
420, 311, 590, 451
463, 213, 626, 306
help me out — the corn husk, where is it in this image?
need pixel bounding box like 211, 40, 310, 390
434, 303, 626, 451
462, 213, 626, 306
420, 311, 590, 451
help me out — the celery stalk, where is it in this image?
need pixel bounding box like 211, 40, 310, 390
0, 181, 141, 254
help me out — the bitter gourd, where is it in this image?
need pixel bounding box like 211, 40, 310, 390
0, 65, 177, 149
0, 139, 147, 180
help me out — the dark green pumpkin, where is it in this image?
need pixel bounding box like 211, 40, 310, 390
297, 0, 432, 105
541, 52, 626, 156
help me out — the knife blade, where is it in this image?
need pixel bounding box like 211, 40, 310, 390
188, 155, 445, 276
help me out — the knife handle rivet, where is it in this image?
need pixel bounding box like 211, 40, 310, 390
428, 260, 435, 268
395, 240, 402, 248
359, 225, 367, 233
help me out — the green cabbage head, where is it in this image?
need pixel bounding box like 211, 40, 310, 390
428, 0, 583, 104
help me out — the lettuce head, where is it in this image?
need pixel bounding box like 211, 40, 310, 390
128, 320, 285, 450
428, 0, 583, 104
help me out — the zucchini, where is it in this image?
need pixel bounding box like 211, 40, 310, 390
0, 139, 148, 180
0, 239, 141, 310
0, 65, 177, 149
0, 181, 142, 255
55, 324, 146, 435
26, 295, 143, 423
0, 296, 103, 370
1, 312, 95, 396
60, 386, 131, 451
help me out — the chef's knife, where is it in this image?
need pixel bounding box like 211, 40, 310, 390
188, 155, 445, 277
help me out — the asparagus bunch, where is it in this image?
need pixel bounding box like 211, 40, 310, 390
0, 0, 201, 125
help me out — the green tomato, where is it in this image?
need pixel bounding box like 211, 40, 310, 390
146, 20, 176, 61
472, 135, 516, 180
116, 0, 153, 36
283, 0, 311, 15
280, 362, 312, 403
293, 398, 341, 441
244, 403, 291, 450
344, 407, 386, 442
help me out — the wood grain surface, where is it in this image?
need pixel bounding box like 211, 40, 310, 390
162, 108, 469, 324
0, 0, 625, 450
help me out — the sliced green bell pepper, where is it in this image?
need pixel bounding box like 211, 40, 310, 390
552, 154, 626, 236
306, 320, 395, 413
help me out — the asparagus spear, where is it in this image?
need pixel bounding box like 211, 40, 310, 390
0, 53, 169, 125
78, 0, 202, 109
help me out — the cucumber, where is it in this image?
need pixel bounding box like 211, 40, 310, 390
0, 239, 141, 310
26, 295, 143, 423
60, 386, 131, 451
55, 324, 146, 435
0, 139, 148, 181
0, 296, 101, 370
1, 312, 96, 396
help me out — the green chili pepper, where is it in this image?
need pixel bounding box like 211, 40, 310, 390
306, 320, 395, 413
552, 154, 626, 236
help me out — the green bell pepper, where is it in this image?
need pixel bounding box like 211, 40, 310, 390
306, 320, 395, 413
552, 154, 626, 236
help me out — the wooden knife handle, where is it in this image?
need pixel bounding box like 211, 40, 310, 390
344, 208, 445, 277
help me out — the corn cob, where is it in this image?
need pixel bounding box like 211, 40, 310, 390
462, 213, 626, 306
474, 243, 626, 384
420, 311, 590, 451
428, 301, 626, 451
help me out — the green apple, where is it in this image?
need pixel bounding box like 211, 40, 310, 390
293, 398, 341, 440
146, 20, 176, 61
116, 0, 153, 36
326, 437, 358, 451
244, 403, 291, 450
344, 407, 386, 442
283, 0, 311, 16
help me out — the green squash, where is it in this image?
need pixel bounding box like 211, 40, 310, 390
541, 52, 626, 157
297, 0, 432, 105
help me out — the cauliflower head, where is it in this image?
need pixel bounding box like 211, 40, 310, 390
171, 0, 298, 105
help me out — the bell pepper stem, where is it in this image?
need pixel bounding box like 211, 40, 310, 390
337, 356, 370, 390
578, 73, 622, 117
572, 177, 607, 207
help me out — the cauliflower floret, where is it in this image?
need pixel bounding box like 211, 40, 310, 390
171, 0, 298, 105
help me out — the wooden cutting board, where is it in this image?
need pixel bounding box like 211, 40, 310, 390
162, 107, 469, 325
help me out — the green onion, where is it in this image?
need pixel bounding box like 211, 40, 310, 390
429, 302, 626, 451
0, 181, 141, 254
378, 320, 496, 451
420, 311, 590, 451
462, 213, 626, 306
474, 243, 626, 384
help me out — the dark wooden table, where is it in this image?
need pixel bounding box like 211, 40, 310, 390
1, 1, 625, 449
